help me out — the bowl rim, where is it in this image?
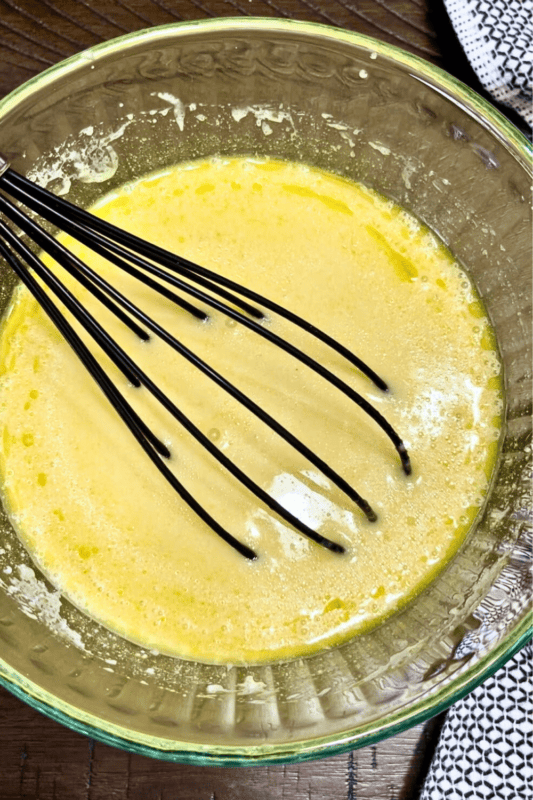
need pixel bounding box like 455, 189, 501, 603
1, 624, 531, 764
1, 17, 531, 168
0, 15, 531, 764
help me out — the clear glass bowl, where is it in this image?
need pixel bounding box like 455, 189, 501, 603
0, 18, 531, 764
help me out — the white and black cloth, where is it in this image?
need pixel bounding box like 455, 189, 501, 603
443, 0, 533, 128
420, 641, 533, 799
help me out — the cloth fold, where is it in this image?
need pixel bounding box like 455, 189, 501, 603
443, 0, 533, 128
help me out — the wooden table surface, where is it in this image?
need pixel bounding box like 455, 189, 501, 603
0, 2, 523, 798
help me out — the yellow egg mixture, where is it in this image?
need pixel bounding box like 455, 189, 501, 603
0, 158, 502, 663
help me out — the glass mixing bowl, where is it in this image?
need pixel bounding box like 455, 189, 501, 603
0, 18, 531, 764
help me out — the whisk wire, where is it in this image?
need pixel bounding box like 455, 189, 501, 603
0, 193, 379, 523
0, 222, 346, 555
0, 171, 411, 476
0, 227, 258, 561
2, 168, 388, 388
0, 160, 413, 558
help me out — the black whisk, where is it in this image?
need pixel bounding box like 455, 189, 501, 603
0, 153, 411, 561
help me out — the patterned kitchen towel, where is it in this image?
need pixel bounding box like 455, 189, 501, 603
444, 0, 532, 128
420, 641, 533, 799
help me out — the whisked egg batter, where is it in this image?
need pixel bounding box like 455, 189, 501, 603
0, 158, 502, 662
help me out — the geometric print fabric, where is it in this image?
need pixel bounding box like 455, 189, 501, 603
444, 0, 533, 127
420, 641, 533, 799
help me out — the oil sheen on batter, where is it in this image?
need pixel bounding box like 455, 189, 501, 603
0, 158, 502, 663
